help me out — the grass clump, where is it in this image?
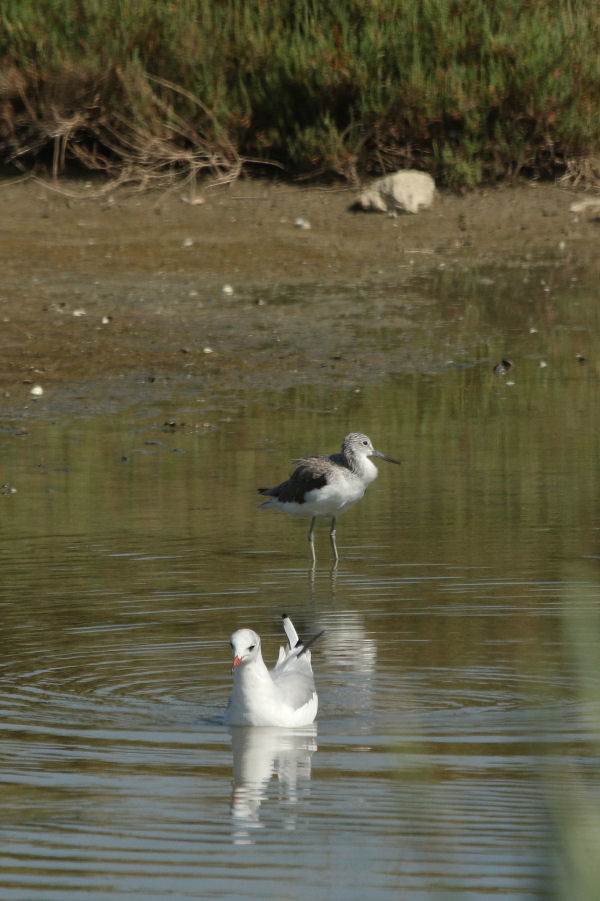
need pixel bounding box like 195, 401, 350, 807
1, 0, 600, 188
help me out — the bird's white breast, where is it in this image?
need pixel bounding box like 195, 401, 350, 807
304, 460, 379, 516
225, 665, 317, 727
303, 478, 365, 515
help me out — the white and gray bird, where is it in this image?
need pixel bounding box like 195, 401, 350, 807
224, 615, 322, 727
257, 431, 400, 562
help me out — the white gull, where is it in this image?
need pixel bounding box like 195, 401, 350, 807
224, 615, 322, 727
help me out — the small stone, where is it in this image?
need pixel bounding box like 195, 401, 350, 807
294, 217, 311, 229
493, 360, 513, 377
30, 384, 44, 396
570, 199, 600, 214
183, 237, 194, 248
222, 284, 234, 295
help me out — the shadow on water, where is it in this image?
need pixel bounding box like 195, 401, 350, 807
1, 261, 599, 899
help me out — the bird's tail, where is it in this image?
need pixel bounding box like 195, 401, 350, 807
282, 614, 301, 649
282, 614, 324, 658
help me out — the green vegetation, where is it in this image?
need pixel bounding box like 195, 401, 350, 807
1, 0, 599, 187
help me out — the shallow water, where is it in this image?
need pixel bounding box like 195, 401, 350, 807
2, 263, 600, 900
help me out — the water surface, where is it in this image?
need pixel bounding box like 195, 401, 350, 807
1, 263, 599, 900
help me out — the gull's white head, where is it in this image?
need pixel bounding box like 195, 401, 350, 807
229, 628, 261, 672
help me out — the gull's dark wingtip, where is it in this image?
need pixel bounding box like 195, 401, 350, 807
297, 629, 325, 657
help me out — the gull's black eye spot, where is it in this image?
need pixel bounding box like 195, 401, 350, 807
362, 440, 368, 446
248, 644, 255, 651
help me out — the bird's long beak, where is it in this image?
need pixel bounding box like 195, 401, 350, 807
373, 449, 401, 465
231, 655, 242, 673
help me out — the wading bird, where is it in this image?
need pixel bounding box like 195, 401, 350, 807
258, 432, 400, 562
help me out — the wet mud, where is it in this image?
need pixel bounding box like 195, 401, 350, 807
1, 176, 598, 416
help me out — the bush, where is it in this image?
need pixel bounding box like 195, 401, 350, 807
1, 0, 599, 187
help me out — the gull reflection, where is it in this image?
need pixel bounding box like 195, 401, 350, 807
229, 724, 317, 844
317, 611, 377, 674
315, 611, 377, 716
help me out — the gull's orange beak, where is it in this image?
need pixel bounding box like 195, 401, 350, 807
231, 655, 242, 673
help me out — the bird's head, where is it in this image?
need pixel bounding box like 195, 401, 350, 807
229, 628, 261, 672
343, 432, 401, 465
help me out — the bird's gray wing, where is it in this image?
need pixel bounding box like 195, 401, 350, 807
258, 455, 331, 503
271, 656, 316, 711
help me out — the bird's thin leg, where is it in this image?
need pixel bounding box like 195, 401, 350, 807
308, 516, 316, 563
329, 517, 339, 562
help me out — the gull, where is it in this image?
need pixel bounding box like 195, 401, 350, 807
224, 615, 322, 727
257, 431, 401, 562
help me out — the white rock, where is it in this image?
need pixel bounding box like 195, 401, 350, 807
222, 284, 234, 295
355, 170, 435, 214
569, 198, 600, 214
30, 385, 44, 396
294, 217, 311, 229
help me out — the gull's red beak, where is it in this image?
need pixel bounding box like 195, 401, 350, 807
231, 654, 242, 673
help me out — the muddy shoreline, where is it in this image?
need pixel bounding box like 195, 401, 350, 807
1, 176, 598, 417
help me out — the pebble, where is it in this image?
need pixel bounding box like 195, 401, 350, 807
30, 385, 44, 396
222, 284, 234, 296
294, 217, 311, 230
493, 360, 513, 377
